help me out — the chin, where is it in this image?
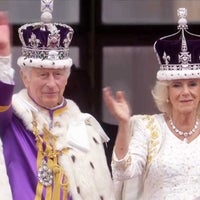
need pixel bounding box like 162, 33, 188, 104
42, 101, 58, 108
180, 108, 196, 114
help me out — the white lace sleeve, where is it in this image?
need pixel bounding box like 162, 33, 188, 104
0, 55, 14, 84
111, 115, 149, 181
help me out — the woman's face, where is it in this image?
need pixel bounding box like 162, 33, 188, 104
21, 68, 69, 108
168, 79, 200, 115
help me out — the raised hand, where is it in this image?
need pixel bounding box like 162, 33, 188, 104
103, 87, 131, 124
0, 12, 11, 56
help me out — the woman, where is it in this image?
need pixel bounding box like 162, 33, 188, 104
103, 8, 200, 200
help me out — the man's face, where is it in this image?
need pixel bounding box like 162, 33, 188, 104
21, 68, 69, 108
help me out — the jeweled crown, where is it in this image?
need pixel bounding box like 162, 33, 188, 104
154, 8, 200, 80
17, 0, 74, 68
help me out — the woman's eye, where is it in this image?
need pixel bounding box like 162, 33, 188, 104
172, 83, 181, 87
189, 82, 197, 87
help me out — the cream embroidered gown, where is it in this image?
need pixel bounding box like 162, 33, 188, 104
112, 114, 200, 200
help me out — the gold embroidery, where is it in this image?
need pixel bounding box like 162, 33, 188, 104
0, 104, 11, 112
142, 115, 160, 164
32, 113, 70, 200
123, 155, 132, 170
54, 106, 68, 117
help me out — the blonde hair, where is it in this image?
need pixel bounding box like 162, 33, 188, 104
151, 80, 171, 115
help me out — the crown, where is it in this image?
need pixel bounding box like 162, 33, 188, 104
154, 8, 200, 80
17, 0, 74, 68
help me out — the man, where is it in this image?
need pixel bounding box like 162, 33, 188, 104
0, 1, 115, 199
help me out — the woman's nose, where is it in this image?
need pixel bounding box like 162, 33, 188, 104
182, 85, 190, 94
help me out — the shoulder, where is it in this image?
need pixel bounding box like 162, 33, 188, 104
81, 113, 110, 143
66, 99, 81, 111
65, 100, 110, 144
130, 113, 164, 126
129, 114, 165, 164
65, 99, 82, 118
129, 113, 164, 139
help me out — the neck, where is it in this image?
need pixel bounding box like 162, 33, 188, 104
169, 114, 199, 143
170, 111, 197, 126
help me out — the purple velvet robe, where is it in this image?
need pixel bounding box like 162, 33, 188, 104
0, 81, 43, 199
0, 81, 72, 200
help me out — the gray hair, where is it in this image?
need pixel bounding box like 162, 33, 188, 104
20, 67, 71, 80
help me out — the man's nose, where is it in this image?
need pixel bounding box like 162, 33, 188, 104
46, 74, 56, 87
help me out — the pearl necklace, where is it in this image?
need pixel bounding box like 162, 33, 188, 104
169, 118, 199, 143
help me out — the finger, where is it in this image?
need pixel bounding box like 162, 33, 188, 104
116, 91, 131, 112
103, 87, 113, 100
103, 87, 114, 106
103, 87, 118, 113
0, 12, 8, 26
116, 91, 126, 103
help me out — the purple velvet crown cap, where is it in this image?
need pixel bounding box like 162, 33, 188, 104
154, 8, 200, 80
17, 0, 74, 69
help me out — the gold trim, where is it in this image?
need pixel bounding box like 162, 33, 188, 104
32, 112, 70, 200
54, 106, 67, 117
0, 104, 11, 112
142, 115, 160, 164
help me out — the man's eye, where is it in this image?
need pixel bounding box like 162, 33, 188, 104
40, 73, 47, 77
54, 72, 63, 77
55, 73, 62, 76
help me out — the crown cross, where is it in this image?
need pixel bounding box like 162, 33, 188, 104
179, 52, 191, 64
41, 0, 54, 13
177, 8, 188, 29
162, 51, 170, 64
